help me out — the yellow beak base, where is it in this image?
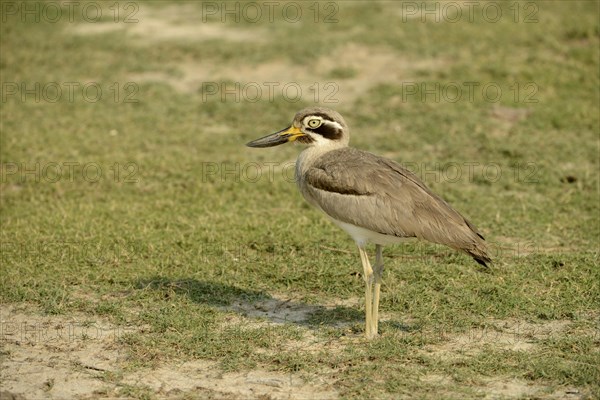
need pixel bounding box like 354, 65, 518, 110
246, 126, 304, 148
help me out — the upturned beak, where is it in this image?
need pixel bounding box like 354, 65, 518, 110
246, 126, 304, 148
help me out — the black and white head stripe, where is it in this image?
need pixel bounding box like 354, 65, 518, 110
302, 115, 345, 141
291, 107, 349, 145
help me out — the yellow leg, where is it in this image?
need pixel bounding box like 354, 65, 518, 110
358, 246, 374, 338
372, 245, 384, 335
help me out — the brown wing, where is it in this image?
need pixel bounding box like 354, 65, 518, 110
303, 148, 490, 266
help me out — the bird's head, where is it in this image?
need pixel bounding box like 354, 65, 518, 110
246, 107, 350, 149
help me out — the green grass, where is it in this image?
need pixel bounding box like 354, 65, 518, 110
1, 1, 599, 398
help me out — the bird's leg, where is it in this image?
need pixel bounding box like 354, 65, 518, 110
358, 246, 374, 338
372, 244, 384, 335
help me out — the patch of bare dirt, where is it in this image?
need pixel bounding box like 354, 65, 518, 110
477, 378, 589, 400
0, 304, 131, 399
316, 43, 447, 103
128, 5, 266, 43
2, 303, 593, 400
225, 296, 322, 325
218, 294, 366, 360
70, 5, 447, 102
419, 374, 590, 400
419, 370, 593, 399
128, 43, 446, 102
70, 3, 448, 102
490, 106, 532, 138
0, 304, 340, 399
70, 4, 264, 43
478, 378, 548, 399
123, 360, 337, 400
222, 293, 362, 326
424, 319, 572, 358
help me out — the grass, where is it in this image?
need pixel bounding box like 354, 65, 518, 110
1, 1, 599, 399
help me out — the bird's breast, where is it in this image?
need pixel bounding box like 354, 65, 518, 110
295, 147, 334, 210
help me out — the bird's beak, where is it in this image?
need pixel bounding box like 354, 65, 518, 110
246, 126, 304, 148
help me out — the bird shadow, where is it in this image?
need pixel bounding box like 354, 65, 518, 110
136, 277, 267, 307
135, 277, 369, 329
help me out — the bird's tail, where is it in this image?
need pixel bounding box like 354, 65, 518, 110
465, 234, 492, 268
460, 218, 492, 268
471, 252, 491, 268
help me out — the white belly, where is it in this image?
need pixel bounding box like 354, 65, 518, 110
329, 218, 413, 247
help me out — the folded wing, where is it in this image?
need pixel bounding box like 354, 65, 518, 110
302, 148, 491, 266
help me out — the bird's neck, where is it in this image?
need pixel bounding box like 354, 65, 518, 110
296, 142, 346, 182
300, 141, 346, 162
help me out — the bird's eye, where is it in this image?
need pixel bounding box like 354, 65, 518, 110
307, 118, 322, 128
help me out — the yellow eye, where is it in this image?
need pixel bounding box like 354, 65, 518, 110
307, 118, 322, 128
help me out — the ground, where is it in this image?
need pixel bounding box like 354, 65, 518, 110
1, 1, 599, 399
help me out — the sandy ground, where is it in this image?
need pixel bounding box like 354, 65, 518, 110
71, 4, 446, 104
1, 301, 592, 399
0, 303, 340, 399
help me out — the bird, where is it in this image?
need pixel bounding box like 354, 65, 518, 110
246, 107, 490, 339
